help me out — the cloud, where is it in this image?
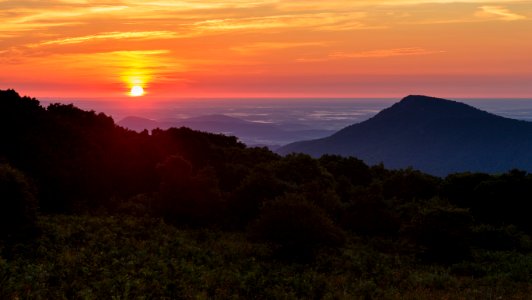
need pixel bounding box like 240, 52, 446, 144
32, 31, 181, 47
0, 5, 127, 33
194, 12, 373, 32
275, 0, 525, 10
1, 0, 530, 98
231, 42, 328, 54
296, 47, 443, 62
124, 0, 276, 10
475, 5, 526, 21
329, 47, 444, 58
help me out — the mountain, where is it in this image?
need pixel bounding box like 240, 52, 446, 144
278, 95, 532, 176
118, 114, 334, 148
118, 116, 160, 132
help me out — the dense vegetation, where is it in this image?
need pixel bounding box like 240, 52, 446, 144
1, 89, 531, 298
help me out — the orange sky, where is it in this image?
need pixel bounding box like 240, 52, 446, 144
1, 0, 531, 99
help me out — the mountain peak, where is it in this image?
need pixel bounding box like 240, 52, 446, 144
399, 94, 460, 106
278, 95, 532, 175
372, 95, 493, 122
398, 95, 464, 109
401, 95, 444, 102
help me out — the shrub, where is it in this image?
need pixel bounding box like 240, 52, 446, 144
227, 168, 289, 228
382, 169, 440, 203
249, 194, 345, 261
156, 155, 223, 226
471, 225, 531, 252
112, 193, 155, 217
340, 197, 400, 236
408, 206, 472, 263
0, 164, 38, 240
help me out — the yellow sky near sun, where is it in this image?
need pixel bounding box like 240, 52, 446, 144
0, 0, 531, 98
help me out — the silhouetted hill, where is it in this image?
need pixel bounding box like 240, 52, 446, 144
118, 116, 159, 132
118, 114, 334, 147
278, 95, 532, 175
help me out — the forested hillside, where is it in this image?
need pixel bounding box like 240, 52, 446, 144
1, 89, 531, 298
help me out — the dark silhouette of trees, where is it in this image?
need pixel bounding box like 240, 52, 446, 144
442, 172, 492, 208
442, 170, 532, 234
227, 166, 290, 228
156, 155, 223, 226
249, 194, 345, 260
0, 164, 38, 241
381, 168, 440, 203
340, 197, 400, 236
1, 89, 532, 264
409, 206, 472, 263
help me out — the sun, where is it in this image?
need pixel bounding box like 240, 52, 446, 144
130, 85, 144, 97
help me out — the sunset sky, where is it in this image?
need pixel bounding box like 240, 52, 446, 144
1, 0, 531, 99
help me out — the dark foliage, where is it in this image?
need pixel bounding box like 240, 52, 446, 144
472, 225, 531, 252
443, 170, 532, 234
156, 155, 223, 226
441, 172, 492, 207
0, 164, 38, 241
1, 89, 532, 268
408, 207, 473, 263
382, 169, 440, 203
249, 194, 345, 260
340, 197, 400, 236
271, 154, 340, 214
227, 166, 290, 228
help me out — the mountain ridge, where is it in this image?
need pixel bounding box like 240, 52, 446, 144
118, 114, 334, 147
278, 95, 532, 176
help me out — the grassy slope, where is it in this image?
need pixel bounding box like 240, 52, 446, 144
1, 215, 531, 299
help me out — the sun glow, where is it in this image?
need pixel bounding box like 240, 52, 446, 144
130, 85, 144, 97
2, 1, 532, 98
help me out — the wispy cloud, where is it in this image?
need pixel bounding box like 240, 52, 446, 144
1, 0, 531, 98
475, 5, 526, 21
330, 47, 444, 58
231, 42, 328, 54
275, 0, 526, 10
0, 5, 126, 33
32, 31, 181, 46
124, 0, 276, 9
194, 12, 373, 32
297, 47, 444, 62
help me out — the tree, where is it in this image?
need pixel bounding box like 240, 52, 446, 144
227, 166, 289, 228
381, 168, 440, 203
0, 164, 38, 240
409, 206, 472, 263
156, 155, 223, 226
249, 194, 345, 261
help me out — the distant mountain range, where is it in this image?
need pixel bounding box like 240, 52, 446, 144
278, 95, 532, 176
118, 114, 334, 148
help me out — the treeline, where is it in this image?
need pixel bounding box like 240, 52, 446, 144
1, 89, 531, 263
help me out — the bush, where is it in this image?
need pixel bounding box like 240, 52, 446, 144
408, 206, 472, 263
0, 164, 38, 240
382, 169, 440, 203
249, 194, 345, 261
227, 168, 289, 228
156, 155, 223, 226
112, 193, 155, 217
471, 225, 531, 252
340, 197, 400, 236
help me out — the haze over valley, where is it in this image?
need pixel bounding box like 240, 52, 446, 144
41, 97, 532, 148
